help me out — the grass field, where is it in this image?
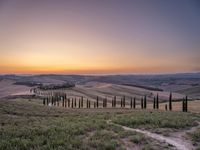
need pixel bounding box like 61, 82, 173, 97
0, 98, 200, 150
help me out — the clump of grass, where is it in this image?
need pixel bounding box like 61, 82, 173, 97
188, 128, 200, 149
87, 130, 119, 150
130, 134, 146, 144
112, 111, 199, 130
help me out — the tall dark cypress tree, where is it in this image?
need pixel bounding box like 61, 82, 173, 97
75, 98, 76, 108
185, 96, 188, 112
62, 97, 64, 107
130, 98, 133, 108
133, 97, 136, 109
141, 98, 143, 109
144, 95, 147, 109
96, 96, 99, 108
105, 97, 107, 107
156, 94, 159, 109
79, 99, 80, 108
81, 97, 83, 108
123, 96, 125, 108
72, 98, 74, 108
153, 97, 156, 109
169, 92, 172, 111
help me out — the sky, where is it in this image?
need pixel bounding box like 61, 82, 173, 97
0, 0, 200, 74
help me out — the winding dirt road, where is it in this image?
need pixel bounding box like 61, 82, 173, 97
107, 120, 199, 150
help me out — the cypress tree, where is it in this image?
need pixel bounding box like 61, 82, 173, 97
144, 95, 147, 109
121, 98, 122, 108
153, 97, 156, 109
62, 97, 64, 107
130, 98, 133, 108
133, 97, 136, 109
156, 94, 159, 109
169, 92, 172, 111
43, 98, 45, 106
72, 98, 74, 108
165, 104, 168, 111
81, 96, 83, 108
87, 99, 89, 108
114, 96, 116, 107
123, 96, 126, 107
75, 98, 76, 108
141, 98, 143, 109
68, 99, 70, 108
185, 95, 188, 112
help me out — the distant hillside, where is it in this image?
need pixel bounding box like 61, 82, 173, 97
0, 73, 200, 98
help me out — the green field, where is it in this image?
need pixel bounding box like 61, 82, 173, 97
0, 98, 200, 150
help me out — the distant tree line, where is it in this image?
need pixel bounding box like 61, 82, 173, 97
40, 91, 188, 112
38, 83, 75, 90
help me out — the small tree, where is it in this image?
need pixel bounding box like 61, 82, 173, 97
133, 97, 136, 109
114, 96, 116, 107
144, 95, 147, 109
141, 98, 143, 109
123, 96, 126, 108
130, 98, 133, 108
81, 96, 83, 108
68, 99, 70, 108
96, 96, 99, 108
43, 98, 45, 106
165, 104, 168, 111
72, 98, 74, 108
153, 97, 156, 109
185, 95, 188, 112
169, 92, 172, 111
74, 98, 76, 108
156, 94, 159, 109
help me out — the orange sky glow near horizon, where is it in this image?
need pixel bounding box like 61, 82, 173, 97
0, 0, 199, 74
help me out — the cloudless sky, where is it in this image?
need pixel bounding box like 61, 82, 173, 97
0, 0, 199, 74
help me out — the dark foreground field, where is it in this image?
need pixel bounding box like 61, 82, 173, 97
0, 98, 200, 150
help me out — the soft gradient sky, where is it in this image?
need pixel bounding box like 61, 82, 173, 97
0, 0, 200, 74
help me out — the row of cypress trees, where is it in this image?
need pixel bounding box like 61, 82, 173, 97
42, 93, 188, 112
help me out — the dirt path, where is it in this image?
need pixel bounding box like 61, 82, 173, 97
107, 120, 199, 150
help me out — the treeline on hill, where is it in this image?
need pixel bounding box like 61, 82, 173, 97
38, 83, 75, 90
40, 91, 188, 112
122, 84, 163, 91
14, 82, 42, 87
